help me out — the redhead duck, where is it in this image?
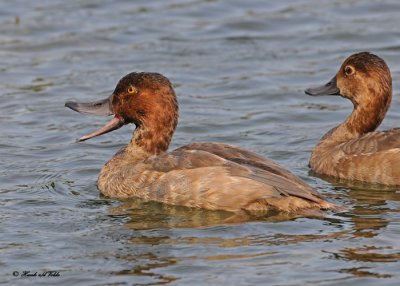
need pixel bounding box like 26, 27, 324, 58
66, 72, 339, 213
305, 52, 400, 186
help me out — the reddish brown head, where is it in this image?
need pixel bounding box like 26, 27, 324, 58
336, 52, 392, 107
111, 72, 178, 127
65, 72, 179, 153
305, 52, 392, 133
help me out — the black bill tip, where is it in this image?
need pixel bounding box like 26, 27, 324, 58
304, 88, 316, 96
305, 76, 340, 96
65, 101, 80, 112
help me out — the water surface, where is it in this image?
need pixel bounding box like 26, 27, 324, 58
1, 0, 400, 285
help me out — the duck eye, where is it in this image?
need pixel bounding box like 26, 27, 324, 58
127, 86, 137, 94
344, 66, 354, 76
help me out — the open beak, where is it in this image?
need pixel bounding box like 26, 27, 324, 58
305, 76, 340, 96
65, 95, 125, 142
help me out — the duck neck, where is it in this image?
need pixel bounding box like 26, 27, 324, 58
346, 103, 387, 134
123, 113, 178, 162
319, 92, 391, 146
129, 124, 173, 155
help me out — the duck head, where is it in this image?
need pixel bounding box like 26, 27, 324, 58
305, 52, 392, 109
65, 72, 179, 143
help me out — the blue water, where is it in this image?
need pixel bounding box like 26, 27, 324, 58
1, 1, 400, 285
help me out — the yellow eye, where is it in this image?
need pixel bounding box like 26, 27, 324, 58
127, 86, 137, 94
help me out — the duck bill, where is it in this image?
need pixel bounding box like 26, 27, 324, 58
76, 115, 125, 142
65, 96, 113, 116
305, 76, 340, 96
65, 95, 125, 142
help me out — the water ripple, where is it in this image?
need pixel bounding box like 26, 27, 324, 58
1, 0, 400, 285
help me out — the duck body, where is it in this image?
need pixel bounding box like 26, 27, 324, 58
310, 128, 400, 185
66, 72, 338, 213
306, 52, 400, 186
99, 142, 333, 213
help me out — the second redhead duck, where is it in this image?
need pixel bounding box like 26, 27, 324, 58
306, 52, 400, 186
66, 72, 339, 214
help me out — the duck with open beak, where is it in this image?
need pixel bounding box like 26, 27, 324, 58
65, 95, 124, 141
64, 72, 342, 215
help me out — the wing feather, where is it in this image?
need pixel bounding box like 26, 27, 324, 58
341, 128, 400, 155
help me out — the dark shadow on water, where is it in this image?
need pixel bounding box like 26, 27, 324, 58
310, 170, 400, 237
109, 254, 179, 285
310, 172, 400, 278
338, 267, 392, 279
77, 198, 115, 209
309, 170, 400, 192
106, 197, 339, 230
103, 198, 349, 284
